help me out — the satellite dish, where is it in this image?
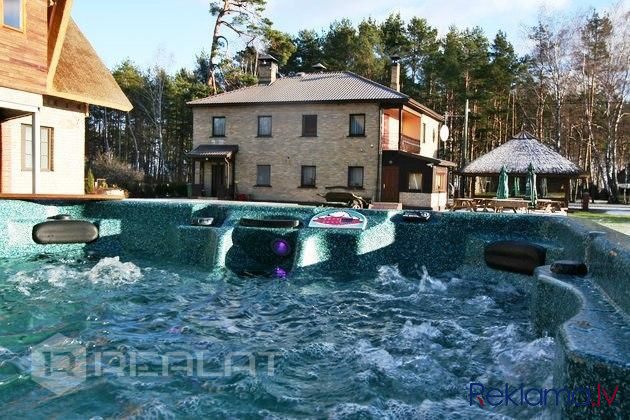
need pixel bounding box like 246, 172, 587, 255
439, 125, 450, 142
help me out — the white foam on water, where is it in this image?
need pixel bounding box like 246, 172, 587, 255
376, 264, 407, 286
8, 265, 78, 295
87, 257, 143, 286
466, 295, 496, 311
0, 347, 14, 357
354, 339, 400, 372
401, 320, 442, 340
417, 266, 447, 293
129, 399, 176, 420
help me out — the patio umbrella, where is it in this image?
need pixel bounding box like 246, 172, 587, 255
513, 176, 521, 196
526, 163, 538, 206
497, 166, 509, 199
541, 177, 548, 198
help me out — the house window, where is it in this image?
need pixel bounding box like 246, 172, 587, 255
301, 166, 316, 187
408, 172, 422, 191
258, 116, 272, 137
302, 115, 317, 137
348, 166, 364, 188
22, 125, 53, 171
2, 0, 23, 30
349, 114, 365, 137
256, 165, 271, 186
422, 123, 427, 143
212, 117, 226, 137
433, 127, 437, 143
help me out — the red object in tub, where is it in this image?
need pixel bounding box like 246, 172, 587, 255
312, 215, 362, 226
236, 194, 250, 201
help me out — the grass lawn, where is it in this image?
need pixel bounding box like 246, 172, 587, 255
569, 211, 630, 236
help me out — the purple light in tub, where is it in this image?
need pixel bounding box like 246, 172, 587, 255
271, 239, 291, 257
273, 267, 288, 278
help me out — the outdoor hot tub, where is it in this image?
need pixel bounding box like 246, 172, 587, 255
0, 199, 628, 418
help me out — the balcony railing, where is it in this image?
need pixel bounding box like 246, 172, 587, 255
400, 134, 420, 154
381, 133, 421, 153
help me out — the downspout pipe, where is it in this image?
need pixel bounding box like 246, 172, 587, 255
376, 107, 383, 202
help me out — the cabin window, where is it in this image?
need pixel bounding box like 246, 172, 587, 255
212, 117, 226, 137
408, 172, 422, 191
301, 166, 316, 187
302, 115, 317, 137
435, 172, 446, 192
422, 123, 427, 143
2, 0, 23, 30
348, 166, 364, 188
256, 165, 271, 186
22, 125, 54, 171
257, 116, 272, 137
349, 114, 365, 137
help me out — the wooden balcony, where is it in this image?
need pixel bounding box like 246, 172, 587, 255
381, 133, 421, 154
400, 134, 420, 154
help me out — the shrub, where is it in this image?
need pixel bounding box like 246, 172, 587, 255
90, 154, 144, 190
85, 168, 95, 194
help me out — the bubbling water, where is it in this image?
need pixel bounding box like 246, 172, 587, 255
0, 258, 554, 418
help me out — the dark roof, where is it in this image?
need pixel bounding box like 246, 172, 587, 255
187, 145, 239, 158
188, 71, 408, 106
385, 150, 457, 167
461, 131, 584, 176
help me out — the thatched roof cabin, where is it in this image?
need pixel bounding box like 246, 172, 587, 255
461, 131, 584, 177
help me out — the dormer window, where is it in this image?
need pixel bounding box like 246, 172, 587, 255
2, 0, 24, 31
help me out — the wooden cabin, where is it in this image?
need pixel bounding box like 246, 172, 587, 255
0, 0, 131, 195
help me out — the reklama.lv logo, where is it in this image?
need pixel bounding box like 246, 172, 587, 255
470, 383, 619, 407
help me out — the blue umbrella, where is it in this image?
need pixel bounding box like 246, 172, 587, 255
497, 166, 509, 199
526, 163, 537, 207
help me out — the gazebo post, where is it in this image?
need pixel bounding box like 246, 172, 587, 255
471, 176, 476, 198
564, 178, 571, 208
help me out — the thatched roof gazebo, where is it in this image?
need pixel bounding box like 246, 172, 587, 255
460, 131, 585, 205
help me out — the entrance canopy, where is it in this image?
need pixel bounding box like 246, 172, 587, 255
187, 144, 239, 159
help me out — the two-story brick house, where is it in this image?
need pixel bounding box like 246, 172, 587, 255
188, 54, 454, 209
0, 0, 131, 196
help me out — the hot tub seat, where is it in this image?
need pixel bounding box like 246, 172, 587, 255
532, 266, 629, 418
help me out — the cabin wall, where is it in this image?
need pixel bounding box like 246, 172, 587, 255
419, 115, 440, 158
0, 0, 49, 94
0, 99, 85, 194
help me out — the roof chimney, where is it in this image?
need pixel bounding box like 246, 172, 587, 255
390, 54, 401, 92
257, 53, 278, 85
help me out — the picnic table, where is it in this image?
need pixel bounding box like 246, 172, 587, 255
450, 198, 477, 211
490, 198, 529, 213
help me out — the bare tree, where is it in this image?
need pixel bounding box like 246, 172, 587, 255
598, 5, 629, 202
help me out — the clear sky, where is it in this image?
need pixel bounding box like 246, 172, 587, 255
72, 0, 622, 73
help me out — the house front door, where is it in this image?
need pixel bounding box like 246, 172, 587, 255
211, 163, 225, 197
382, 166, 400, 202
